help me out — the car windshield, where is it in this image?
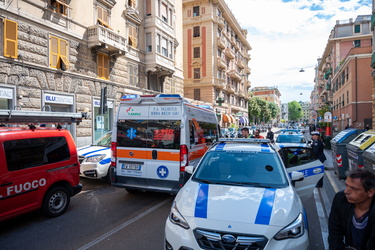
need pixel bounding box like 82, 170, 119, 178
276, 134, 306, 143
92, 132, 112, 147
192, 150, 288, 188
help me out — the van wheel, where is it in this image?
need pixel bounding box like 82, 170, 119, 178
42, 186, 70, 217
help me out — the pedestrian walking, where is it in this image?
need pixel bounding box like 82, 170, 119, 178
311, 131, 327, 163
328, 169, 375, 250
266, 127, 274, 142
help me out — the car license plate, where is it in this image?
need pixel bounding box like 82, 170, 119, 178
122, 164, 142, 171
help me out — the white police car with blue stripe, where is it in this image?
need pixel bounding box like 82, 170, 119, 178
78, 132, 112, 181
165, 138, 324, 250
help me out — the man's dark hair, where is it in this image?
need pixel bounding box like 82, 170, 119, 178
241, 127, 249, 133
348, 169, 375, 191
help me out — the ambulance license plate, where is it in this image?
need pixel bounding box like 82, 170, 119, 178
122, 164, 142, 171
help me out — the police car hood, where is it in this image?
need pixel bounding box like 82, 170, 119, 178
77, 145, 109, 157
175, 181, 302, 231
277, 142, 307, 148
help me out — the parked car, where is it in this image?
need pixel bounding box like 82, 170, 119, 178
0, 126, 82, 222
165, 138, 324, 249
78, 132, 112, 181
275, 132, 311, 148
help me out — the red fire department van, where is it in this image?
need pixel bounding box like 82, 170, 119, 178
0, 109, 83, 221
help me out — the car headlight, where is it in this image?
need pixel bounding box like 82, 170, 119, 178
169, 201, 190, 229
274, 213, 304, 240
85, 154, 106, 163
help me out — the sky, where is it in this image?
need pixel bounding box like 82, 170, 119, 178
224, 0, 372, 103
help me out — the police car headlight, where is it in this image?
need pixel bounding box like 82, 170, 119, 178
169, 201, 190, 229
85, 154, 106, 163
274, 213, 304, 240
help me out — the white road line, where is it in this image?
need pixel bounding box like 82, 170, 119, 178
77, 197, 173, 250
326, 171, 340, 193
314, 188, 329, 250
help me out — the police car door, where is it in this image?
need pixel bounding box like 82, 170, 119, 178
279, 146, 324, 200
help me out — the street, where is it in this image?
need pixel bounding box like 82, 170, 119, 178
0, 135, 346, 250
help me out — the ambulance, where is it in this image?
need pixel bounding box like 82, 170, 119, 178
110, 94, 219, 194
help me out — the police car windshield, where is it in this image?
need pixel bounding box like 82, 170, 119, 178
276, 134, 306, 143
92, 132, 112, 147
193, 151, 288, 188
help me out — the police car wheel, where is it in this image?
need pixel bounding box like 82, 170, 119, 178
42, 186, 70, 217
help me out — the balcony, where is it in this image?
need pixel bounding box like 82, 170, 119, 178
244, 66, 251, 74
226, 84, 235, 93
217, 57, 227, 69
244, 53, 251, 60
88, 25, 126, 54
228, 69, 241, 81
214, 15, 225, 28
225, 48, 235, 59
244, 79, 251, 87
214, 78, 226, 89
237, 59, 245, 69
217, 36, 226, 49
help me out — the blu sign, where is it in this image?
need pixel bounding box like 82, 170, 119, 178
45, 94, 74, 105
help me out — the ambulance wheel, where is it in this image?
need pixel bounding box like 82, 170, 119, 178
42, 186, 70, 217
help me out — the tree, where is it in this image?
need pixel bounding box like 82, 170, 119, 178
288, 101, 303, 121
248, 97, 261, 123
268, 102, 280, 121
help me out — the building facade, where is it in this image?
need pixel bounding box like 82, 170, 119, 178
0, 0, 183, 146
312, 15, 373, 131
182, 0, 252, 128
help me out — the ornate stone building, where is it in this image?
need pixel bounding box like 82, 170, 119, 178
0, 0, 183, 146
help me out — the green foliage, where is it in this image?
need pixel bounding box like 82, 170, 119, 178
288, 101, 303, 121
248, 97, 280, 124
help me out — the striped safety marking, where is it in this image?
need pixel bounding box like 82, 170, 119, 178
255, 188, 276, 225
261, 144, 270, 152
194, 183, 209, 218
215, 143, 226, 151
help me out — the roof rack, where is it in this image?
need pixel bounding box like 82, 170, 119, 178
0, 109, 84, 125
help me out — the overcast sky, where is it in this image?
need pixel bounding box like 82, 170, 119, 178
224, 0, 372, 103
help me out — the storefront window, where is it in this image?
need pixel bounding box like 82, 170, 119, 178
93, 99, 113, 141
0, 86, 15, 109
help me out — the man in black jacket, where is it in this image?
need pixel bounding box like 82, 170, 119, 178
328, 169, 375, 250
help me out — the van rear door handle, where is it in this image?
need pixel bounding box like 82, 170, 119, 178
152, 150, 158, 159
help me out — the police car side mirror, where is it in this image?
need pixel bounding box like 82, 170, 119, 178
291, 171, 304, 187
185, 165, 194, 174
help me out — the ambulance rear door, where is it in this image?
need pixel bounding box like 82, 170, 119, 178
115, 103, 183, 192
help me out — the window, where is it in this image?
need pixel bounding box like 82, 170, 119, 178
51, 0, 70, 16
193, 6, 199, 17
50, 35, 70, 70
161, 37, 168, 57
169, 41, 173, 59
193, 26, 200, 37
5, 137, 70, 171
128, 25, 138, 48
97, 53, 109, 80
156, 34, 160, 53
116, 120, 181, 149
347, 90, 349, 105
354, 24, 360, 33
193, 47, 200, 58
194, 68, 200, 79
4, 19, 18, 59
161, 2, 168, 22
146, 33, 152, 52
97, 5, 110, 28
128, 0, 136, 8
146, 0, 151, 16
128, 63, 138, 86
353, 40, 360, 48
194, 89, 200, 100
218, 49, 222, 57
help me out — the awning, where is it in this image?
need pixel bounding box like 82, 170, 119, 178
239, 117, 249, 124
230, 115, 236, 123
222, 114, 231, 123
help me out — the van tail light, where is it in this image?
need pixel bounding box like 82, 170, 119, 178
180, 145, 188, 172
111, 142, 117, 167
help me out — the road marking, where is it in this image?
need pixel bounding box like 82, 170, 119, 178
77, 197, 173, 250
314, 188, 328, 249
326, 171, 340, 193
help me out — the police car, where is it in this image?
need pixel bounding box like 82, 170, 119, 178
275, 131, 310, 148
165, 138, 324, 250
78, 132, 112, 181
